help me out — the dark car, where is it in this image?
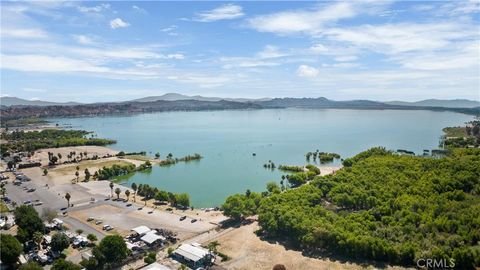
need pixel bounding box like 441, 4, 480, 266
126, 203, 132, 207
191, 219, 198, 223
60, 207, 67, 211
137, 207, 143, 210
27, 188, 36, 192
179, 216, 187, 221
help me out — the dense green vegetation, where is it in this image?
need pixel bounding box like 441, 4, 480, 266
305, 150, 341, 163
443, 118, 480, 148
81, 235, 129, 269
14, 205, 45, 243
0, 234, 23, 265
223, 147, 480, 268
158, 153, 202, 166
0, 117, 47, 128
278, 165, 304, 172
134, 183, 191, 207
95, 161, 151, 180
0, 129, 116, 154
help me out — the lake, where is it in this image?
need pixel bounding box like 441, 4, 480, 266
51, 109, 472, 207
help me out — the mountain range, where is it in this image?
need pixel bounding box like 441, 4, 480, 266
1, 94, 479, 108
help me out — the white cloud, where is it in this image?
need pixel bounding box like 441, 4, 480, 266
309, 44, 329, 54
22, 87, 46, 93
1, 54, 157, 79
78, 4, 110, 13
110, 18, 130, 29
72, 34, 95, 45
161, 25, 177, 32
297, 65, 319, 77
325, 23, 465, 54
256, 45, 288, 59
195, 4, 244, 22
248, 2, 357, 35
334, 55, 358, 62
132, 5, 146, 13
167, 74, 232, 88
1, 28, 48, 39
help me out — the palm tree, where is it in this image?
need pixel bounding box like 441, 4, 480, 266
207, 241, 220, 254
109, 182, 114, 197
131, 183, 137, 202
115, 187, 121, 200
125, 190, 130, 201
33, 231, 43, 250
65, 193, 71, 208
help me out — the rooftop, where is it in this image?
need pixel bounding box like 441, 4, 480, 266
173, 243, 210, 262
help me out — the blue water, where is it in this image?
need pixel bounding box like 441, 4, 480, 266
50, 109, 472, 207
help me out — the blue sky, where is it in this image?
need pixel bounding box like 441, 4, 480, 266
1, 1, 479, 102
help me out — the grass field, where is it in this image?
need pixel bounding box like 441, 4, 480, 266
443, 126, 468, 137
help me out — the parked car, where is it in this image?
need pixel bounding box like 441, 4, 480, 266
34, 201, 43, 206
191, 219, 198, 223
179, 216, 187, 221
87, 217, 94, 222
27, 188, 36, 192
95, 220, 103, 225
102, 225, 111, 230
126, 203, 132, 207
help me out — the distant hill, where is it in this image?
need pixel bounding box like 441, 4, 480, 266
386, 99, 480, 108
257, 97, 396, 109
0, 99, 264, 121
130, 93, 271, 103
0, 96, 81, 107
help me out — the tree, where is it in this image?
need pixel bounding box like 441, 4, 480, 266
41, 208, 57, 222
207, 241, 220, 254
266, 181, 281, 194
43, 168, 48, 176
87, 233, 97, 245
75, 170, 79, 181
97, 235, 129, 265
75, 229, 84, 235
14, 205, 45, 243
272, 264, 287, 270
131, 183, 137, 202
222, 195, 245, 221
155, 190, 169, 202
84, 168, 91, 181
125, 189, 130, 201
19, 262, 43, 270
115, 187, 121, 200
33, 231, 44, 250
51, 259, 81, 270
155, 152, 160, 159
175, 193, 190, 207
0, 234, 22, 265
51, 233, 70, 253
65, 193, 71, 208
109, 182, 114, 197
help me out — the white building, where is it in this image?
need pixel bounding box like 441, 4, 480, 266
172, 243, 213, 268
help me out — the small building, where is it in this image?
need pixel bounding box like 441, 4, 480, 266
140, 231, 165, 246
131, 225, 152, 236
172, 243, 213, 268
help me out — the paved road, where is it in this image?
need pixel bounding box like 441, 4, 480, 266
3, 176, 107, 239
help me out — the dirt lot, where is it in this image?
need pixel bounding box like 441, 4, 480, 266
69, 203, 217, 240
213, 222, 410, 270
31, 146, 119, 166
